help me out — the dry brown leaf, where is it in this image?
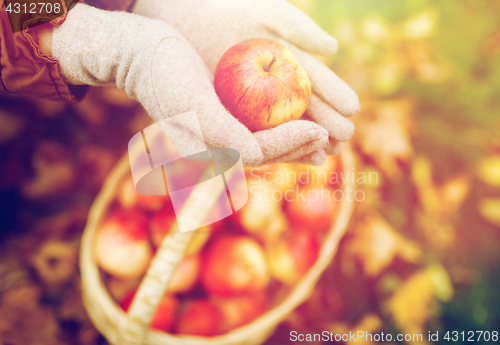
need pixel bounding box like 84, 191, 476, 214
22, 141, 76, 200
0, 109, 25, 144
353, 98, 414, 180
415, 211, 456, 248
412, 157, 471, 217
345, 214, 422, 277
0, 285, 64, 345
30, 240, 78, 288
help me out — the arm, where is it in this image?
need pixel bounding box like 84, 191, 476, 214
41, 3, 329, 166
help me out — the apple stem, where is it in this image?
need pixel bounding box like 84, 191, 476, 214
265, 56, 277, 72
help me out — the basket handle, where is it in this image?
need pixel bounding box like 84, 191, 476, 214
119, 167, 233, 344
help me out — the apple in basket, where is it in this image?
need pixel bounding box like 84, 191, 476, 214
213, 292, 268, 330
148, 203, 210, 255
120, 291, 178, 332
266, 231, 320, 285
234, 180, 288, 243
167, 254, 201, 294
176, 299, 226, 336
201, 235, 270, 297
214, 38, 311, 132
285, 184, 339, 233
95, 208, 153, 278
118, 175, 166, 212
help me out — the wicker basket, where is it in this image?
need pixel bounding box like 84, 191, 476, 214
80, 143, 356, 345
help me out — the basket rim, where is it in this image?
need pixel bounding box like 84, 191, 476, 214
80, 143, 356, 345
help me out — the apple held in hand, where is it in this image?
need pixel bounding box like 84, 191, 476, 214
214, 38, 311, 132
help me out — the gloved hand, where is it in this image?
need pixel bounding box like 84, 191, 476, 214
133, 0, 360, 159
47, 4, 333, 166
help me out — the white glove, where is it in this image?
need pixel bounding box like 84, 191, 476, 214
50, 4, 331, 166
133, 0, 360, 158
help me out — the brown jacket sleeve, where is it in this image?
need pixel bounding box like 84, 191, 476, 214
0, 0, 136, 101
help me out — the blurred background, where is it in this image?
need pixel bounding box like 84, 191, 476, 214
1, 0, 499, 344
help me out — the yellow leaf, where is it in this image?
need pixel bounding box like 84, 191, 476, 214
346, 214, 422, 277
373, 58, 405, 95
415, 62, 449, 84
416, 211, 456, 248
353, 98, 414, 180
362, 17, 391, 43
412, 158, 471, 216
402, 10, 438, 39
411, 157, 433, 188
428, 264, 454, 302
388, 266, 453, 339
441, 175, 471, 214
327, 313, 383, 345
477, 156, 500, 186
478, 198, 500, 226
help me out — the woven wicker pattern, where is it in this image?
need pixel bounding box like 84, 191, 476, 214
80, 144, 356, 345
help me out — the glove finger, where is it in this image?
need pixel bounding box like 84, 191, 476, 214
291, 149, 327, 165
262, 143, 326, 165
304, 93, 355, 141
262, 0, 337, 56
254, 120, 328, 164
325, 138, 342, 155
272, 38, 360, 117
200, 108, 265, 166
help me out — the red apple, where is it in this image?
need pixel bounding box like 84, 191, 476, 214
214, 293, 267, 330
292, 154, 343, 188
105, 276, 141, 302
285, 184, 338, 233
266, 231, 319, 285
148, 204, 211, 255
95, 208, 153, 278
167, 254, 200, 294
201, 235, 270, 297
214, 38, 311, 132
120, 291, 178, 333
118, 175, 166, 212
176, 299, 226, 336
327, 155, 342, 188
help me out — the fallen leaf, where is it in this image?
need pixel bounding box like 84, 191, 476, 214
388, 265, 453, 338
353, 98, 414, 180
327, 313, 383, 345
345, 214, 422, 277
477, 156, 500, 186
0, 285, 64, 345
412, 157, 471, 217
478, 198, 500, 226
22, 141, 76, 200
402, 10, 438, 39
